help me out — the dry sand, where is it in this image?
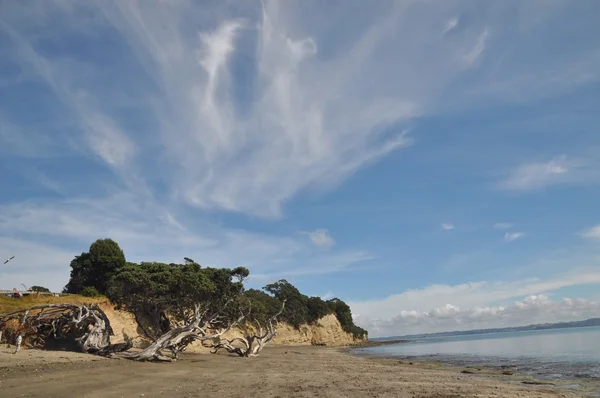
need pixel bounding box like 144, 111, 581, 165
0, 345, 596, 397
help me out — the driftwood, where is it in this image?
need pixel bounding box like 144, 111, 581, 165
211, 300, 286, 357
0, 300, 286, 362
0, 304, 132, 356
124, 304, 246, 362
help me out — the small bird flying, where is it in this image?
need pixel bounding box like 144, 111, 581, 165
4, 256, 14, 264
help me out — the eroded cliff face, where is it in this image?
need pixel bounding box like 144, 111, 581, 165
101, 304, 366, 350
214, 313, 366, 347
272, 314, 366, 346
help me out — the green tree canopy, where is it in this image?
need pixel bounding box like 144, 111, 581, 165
106, 260, 249, 339
327, 298, 367, 338
64, 238, 126, 295
263, 279, 308, 328
260, 279, 367, 338
30, 285, 50, 293
242, 289, 282, 324
62, 239, 367, 341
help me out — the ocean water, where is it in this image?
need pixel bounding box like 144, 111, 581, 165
354, 326, 600, 381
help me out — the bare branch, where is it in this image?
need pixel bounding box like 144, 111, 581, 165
0, 304, 131, 357
209, 299, 286, 357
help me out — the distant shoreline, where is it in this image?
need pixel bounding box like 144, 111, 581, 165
375, 317, 600, 341
352, 338, 410, 347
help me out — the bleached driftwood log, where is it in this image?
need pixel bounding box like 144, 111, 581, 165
0, 304, 132, 356
211, 300, 286, 357
125, 304, 246, 362
0, 300, 286, 362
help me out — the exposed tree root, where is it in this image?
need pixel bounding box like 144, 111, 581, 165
211, 300, 286, 357
0, 304, 132, 356
124, 303, 248, 362
0, 300, 286, 362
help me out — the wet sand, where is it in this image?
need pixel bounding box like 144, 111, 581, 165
0, 345, 591, 397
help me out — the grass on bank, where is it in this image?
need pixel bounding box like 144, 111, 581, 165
0, 294, 108, 314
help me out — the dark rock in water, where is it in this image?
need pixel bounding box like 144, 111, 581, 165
461, 369, 475, 374
574, 373, 594, 379
502, 371, 514, 375
522, 380, 554, 385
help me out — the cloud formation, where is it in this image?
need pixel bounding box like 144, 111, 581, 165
493, 222, 513, 230
504, 232, 525, 242
303, 229, 336, 248
1, 1, 600, 328
0, 200, 365, 290
4, 2, 597, 219
350, 270, 600, 336
496, 156, 599, 192
582, 225, 600, 239
368, 295, 600, 337
441, 223, 455, 231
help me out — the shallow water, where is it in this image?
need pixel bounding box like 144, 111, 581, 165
354, 326, 600, 380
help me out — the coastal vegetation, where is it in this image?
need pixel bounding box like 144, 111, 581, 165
0, 238, 366, 362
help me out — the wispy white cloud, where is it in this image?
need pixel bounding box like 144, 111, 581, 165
350, 269, 600, 336
1, 1, 600, 301
495, 155, 599, 191
463, 28, 488, 67
0, 200, 366, 291
302, 229, 336, 248
493, 222, 513, 230
442, 17, 459, 36
504, 232, 525, 242
582, 225, 600, 239
85, 1, 420, 218
441, 223, 455, 230
2, 2, 598, 219
0, 18, 137, 175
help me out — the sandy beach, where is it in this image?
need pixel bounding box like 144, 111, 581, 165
0, 345, 594, 398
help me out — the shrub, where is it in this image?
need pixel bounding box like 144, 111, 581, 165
80, 286, 101, 297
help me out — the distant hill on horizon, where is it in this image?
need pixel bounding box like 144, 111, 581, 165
377, 317, 600, 340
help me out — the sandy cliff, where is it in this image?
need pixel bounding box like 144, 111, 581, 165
100, 303, 366, 349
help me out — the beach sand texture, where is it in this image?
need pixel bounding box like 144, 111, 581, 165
0, 345, 588, 398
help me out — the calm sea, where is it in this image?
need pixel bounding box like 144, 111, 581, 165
354, 326, 600, 381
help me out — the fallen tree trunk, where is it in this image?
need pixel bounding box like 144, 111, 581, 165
0, 304, 132, 356
211, 300, 286, 357
124, 305, 245, 362
0, 300, 286, 362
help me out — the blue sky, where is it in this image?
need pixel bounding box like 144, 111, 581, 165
1, 0, 600, 336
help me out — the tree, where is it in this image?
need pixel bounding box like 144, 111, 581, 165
30, 286, 50, 293
211, 300, 286, 357
105, 259, 259, 361
243, 289, 282, 324
0, 304, 132, 356
261, 281, 367, 338
64, 239, 126, 295
80, 286, 101, 297
263, 279, 308, 328
327, 298, 367, 339
306, 296, 330, 323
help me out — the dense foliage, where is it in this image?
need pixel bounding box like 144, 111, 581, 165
107, 260, 248, 339
326, 298, 368, 339
30, 286, 50, 293
64, 238, 126, 295
64, 239, 367, 340
257, 279, 367, 338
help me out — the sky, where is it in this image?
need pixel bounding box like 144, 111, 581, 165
1, 0, 600, 337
